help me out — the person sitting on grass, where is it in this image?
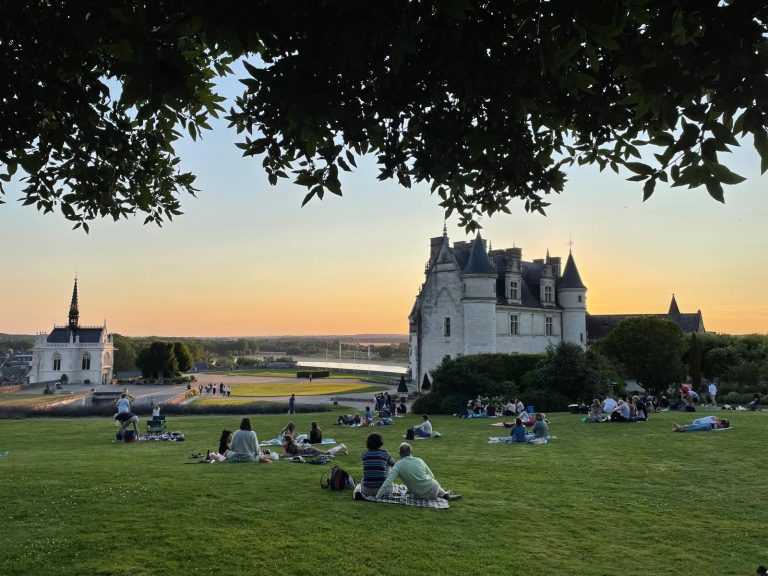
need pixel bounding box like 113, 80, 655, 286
114, 412, 139, 439
411, 414, 433, 438
610, 399, 632, 422
588, 399, 606, 422
361, 432, 396, 498
228, 418, 263, 462
278, 422, 297, 441
509, 418, 527, 442
632, 395, 648, 421
375, 442, 461, 501
308, 421, 323, 444
672, 416, 730, 432
282, 434, 347, 458
362, 406, 373, 426
396, 402, 407, 415
748, 393, 761, 411
531, 413, 549, 439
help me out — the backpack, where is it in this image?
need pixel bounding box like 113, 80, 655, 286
321, 465, 350, 491
405, 428, 415, 440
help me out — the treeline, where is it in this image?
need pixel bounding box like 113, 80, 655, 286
0, 334, 34, 352
112, 336, 409, 373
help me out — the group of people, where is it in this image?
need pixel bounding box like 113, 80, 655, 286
212, 418, 349, 462
198, 383, 232, 396
505, 413, 549, 442
587, 395, 649, 423
373, 392, 397, 415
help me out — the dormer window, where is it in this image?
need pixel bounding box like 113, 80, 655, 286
544, 285, 553, 303
510, 281, 519, 300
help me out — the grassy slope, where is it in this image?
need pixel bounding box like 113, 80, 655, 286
209, 369, 392, 382
0, 410, 766, 576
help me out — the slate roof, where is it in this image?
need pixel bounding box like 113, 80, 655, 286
586, 311, 704, 341
558, 252, 587, 289
47, 327, 104, 344
462, 233, 496, 275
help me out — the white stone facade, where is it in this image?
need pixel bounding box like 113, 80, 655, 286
409, 232, 587, 386
29, 280, 115, 385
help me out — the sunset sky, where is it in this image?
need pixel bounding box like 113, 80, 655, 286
2, 72, 767, 337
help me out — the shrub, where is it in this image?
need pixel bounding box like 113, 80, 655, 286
519, 388, 571, 413
296, 370, 330, 379
720, 391, 760, 406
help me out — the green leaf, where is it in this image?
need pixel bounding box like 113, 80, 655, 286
625, 162, 654, 176
705, 161, 746, 185
555, 38, 581, 66
642, 178, 656, 201
705, 179, 724, 203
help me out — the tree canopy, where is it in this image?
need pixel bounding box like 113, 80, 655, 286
600, 316, 686, 396
2, 2, 767, 230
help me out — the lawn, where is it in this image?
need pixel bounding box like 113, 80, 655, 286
209, 369, 393, 382
0, 410, 765, 575
0, 394, 85, 407
226, 382, 386, 397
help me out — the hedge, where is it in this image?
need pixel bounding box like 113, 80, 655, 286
297, 370, 330, 379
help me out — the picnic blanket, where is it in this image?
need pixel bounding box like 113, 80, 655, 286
352, 483, 450, 509
0, 451, 8, 457
402, 431, 442, 439
488, 435, 555, 444
140, 432, 185, 442
260, 438, 336, 446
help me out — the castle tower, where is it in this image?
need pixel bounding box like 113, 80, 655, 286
461, 232, 497, 355
68, 278, 79, 331
557, 251, 587, 348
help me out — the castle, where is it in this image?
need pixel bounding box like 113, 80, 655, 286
408, 230, 587, 386
29, 280, 115, 385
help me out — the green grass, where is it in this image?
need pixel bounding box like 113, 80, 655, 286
0, 410, 766, 575
209, 369, 393, 382
226, 382, 385, 397
0, 394, 82, 407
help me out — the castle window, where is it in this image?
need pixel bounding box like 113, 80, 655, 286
544, 285, 553, 303
545, 316, 553, 336
510, 314, 519, 335
52, 352, 61, 371
463, 283, 466, 294
510, 281, 519, 300
444, 317, 451, 337
82, 352, 91, 370
580, 332, 584, 342
578, 295, 582, 303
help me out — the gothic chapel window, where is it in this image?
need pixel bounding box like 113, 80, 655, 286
52, 352, 61, 371
82, 352, 91, 370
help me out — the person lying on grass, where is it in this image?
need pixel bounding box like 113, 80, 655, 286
375, 442, 461, 501
282, 434, 347, 457
672, 416, 730, 432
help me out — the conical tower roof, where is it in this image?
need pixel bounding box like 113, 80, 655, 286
462, 233, 496, 275
668, 294, 680, 315
558, 252, 586, 289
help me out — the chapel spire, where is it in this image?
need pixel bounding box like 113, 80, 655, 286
68, 278, 79, 330
668, 294, 680, 315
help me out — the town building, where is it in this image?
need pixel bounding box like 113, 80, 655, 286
29, 280, 115, 385
408, 230, 587, 385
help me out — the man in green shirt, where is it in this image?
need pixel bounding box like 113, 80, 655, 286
375, 443, 461, 500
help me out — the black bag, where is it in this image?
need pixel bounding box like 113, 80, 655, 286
321, 465, 350, 491
405, 428, 415, 440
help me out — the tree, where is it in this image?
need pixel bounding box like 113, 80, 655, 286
601, 317, 686, 397
136, 341, 179, 379
172, 341, 194, 373
421, 374, 431, 391
2, 3, 767, 230
535, 342, 601, 402
112, 334, 137, 372
397, 375, 408, 394
688, 333, 702, 387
